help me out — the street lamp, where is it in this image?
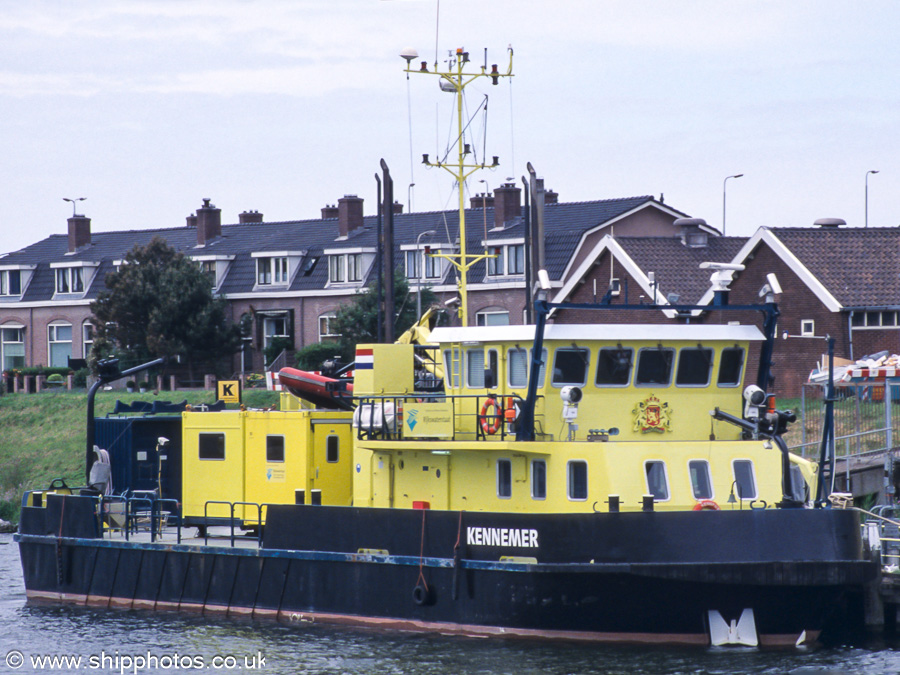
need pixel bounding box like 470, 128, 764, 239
866, 170, 879, 228
63, 197, 86, 216
416, 229, 436, 318
722, 174, 743, 235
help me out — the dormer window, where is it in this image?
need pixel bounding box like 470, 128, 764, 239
324, 248, 374, 286
507, 244, 525, 274
258, 256, 288, 285
487, 247, 504, 276
0, 269, 22, 296
55, 267, 84, 294
481, 241, 524, 278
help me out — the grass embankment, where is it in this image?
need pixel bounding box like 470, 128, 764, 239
0, 389, 280, 523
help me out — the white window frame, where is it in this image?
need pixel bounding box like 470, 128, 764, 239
507, 243, 525, 275
318, 312, 339, 342
405, 250, 420, 280
347, 253, 363, 282
262, 314, 290, 351
54, 267, 84, 294
800, 319, 815, 337
486, 246, 504, 276
476, 310, 510, 326
47, 321, 73, 368
0, 269, 22, 296
1, 324, 25, 372
82, 321, 94, 359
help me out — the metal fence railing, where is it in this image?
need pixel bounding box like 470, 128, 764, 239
787, 383, 900, 461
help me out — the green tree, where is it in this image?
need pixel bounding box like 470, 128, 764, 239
90, 237, 242, 377
294, 270, 438, 369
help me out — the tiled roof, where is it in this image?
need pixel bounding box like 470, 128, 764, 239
766, 227, 900, 308
0, 195, 666, 302
617, 236, 748, 303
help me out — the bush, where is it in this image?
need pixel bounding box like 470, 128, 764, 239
73, 368, 90, 388
295, 342, 346, 371
46, 373, 64, 383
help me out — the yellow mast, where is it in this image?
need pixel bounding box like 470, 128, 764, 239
404, 47, 514, 326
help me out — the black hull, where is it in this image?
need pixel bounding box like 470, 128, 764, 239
16, 496, 876, 646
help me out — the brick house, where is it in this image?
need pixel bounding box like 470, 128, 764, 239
0, 188, 692, 379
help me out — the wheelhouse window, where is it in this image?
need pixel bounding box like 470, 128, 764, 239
675, 347, 713, 387
732, 460, 757, 500
595, 347, 633, 386
636, 347, 674, 386
645, 461, 670, 501
266, 435, 285, 463
443, 348, 460, 388
55, 267, 84, 294
48, 322, 72, 368
717, 347, 744, 387
531, 460, 546, 500
327, 436, 339, 463
199, 433, 225, 460
0, 270, 22, 296
497, 459, 512, 498
551, 347, 589, 386
688, 460, 713, 500
466, 348, 485, 388
508, 347, 546, 389
567, 460, 588, 501
1, 326, 25, 371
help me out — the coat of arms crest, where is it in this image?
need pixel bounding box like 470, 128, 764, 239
632, 394, 672, 433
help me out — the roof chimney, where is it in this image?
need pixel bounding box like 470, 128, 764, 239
544, 189, 558, 205
392, 201, 403, 215
185, 213, 198, 228
67, 215, 91, 253
337, 195, 364, 238
321, 204, 339, 219
470, 193, 495, 209
196, 198, 222, 246
493, 183, 521, 229
239, 210, 263, 224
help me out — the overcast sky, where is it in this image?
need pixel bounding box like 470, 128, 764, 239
1, 0, 897, 255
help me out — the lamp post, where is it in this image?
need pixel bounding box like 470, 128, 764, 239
416, 229, 436, 318
63, 197, 86, 216
722, 174, 743, 235
866, 170, 879, 228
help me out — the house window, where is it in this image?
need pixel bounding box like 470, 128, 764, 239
198, 433, 225, 460
595, 347, 633, 386
328, 255, 345, 283
319, 313, 339, 342
531, 459, 546, 500
266, 436, 285, 463
347, 254, 363, 282
507, 244, 525, 275
199, 260, 217, 286
717, 347, 744, 387
48, 322, 72, 368
636, 347, 674, 386
263, 315, 289, 351
800, 320, 815, 337
257, 257, 288, 285
567, 460, 588, 501
0, 270, 22, 296
551, 347, 589, 386
1, 325, 25, 371
497, 459, 512, 498
55, 268, 83, 294
645, 461, 670, 501
609, 278, 621, 296
327, 436, 339, 463
852, 311, 900, 328
487, 247, 504, 276
688, 459, 713, 500
476, 310, 509, 326
732, 459, 757, 500
675, 347, 713, 387
405, 251, 420, 279
424, 251, 441, 279
82, 321, 94, 360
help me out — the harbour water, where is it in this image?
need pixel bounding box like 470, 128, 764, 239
1, 533, 897, 675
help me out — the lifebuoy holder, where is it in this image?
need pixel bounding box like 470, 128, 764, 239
693, 499, 720, 511
480, 397, 502, 435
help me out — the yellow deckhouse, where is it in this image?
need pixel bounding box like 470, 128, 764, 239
351, 323, 813, 514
